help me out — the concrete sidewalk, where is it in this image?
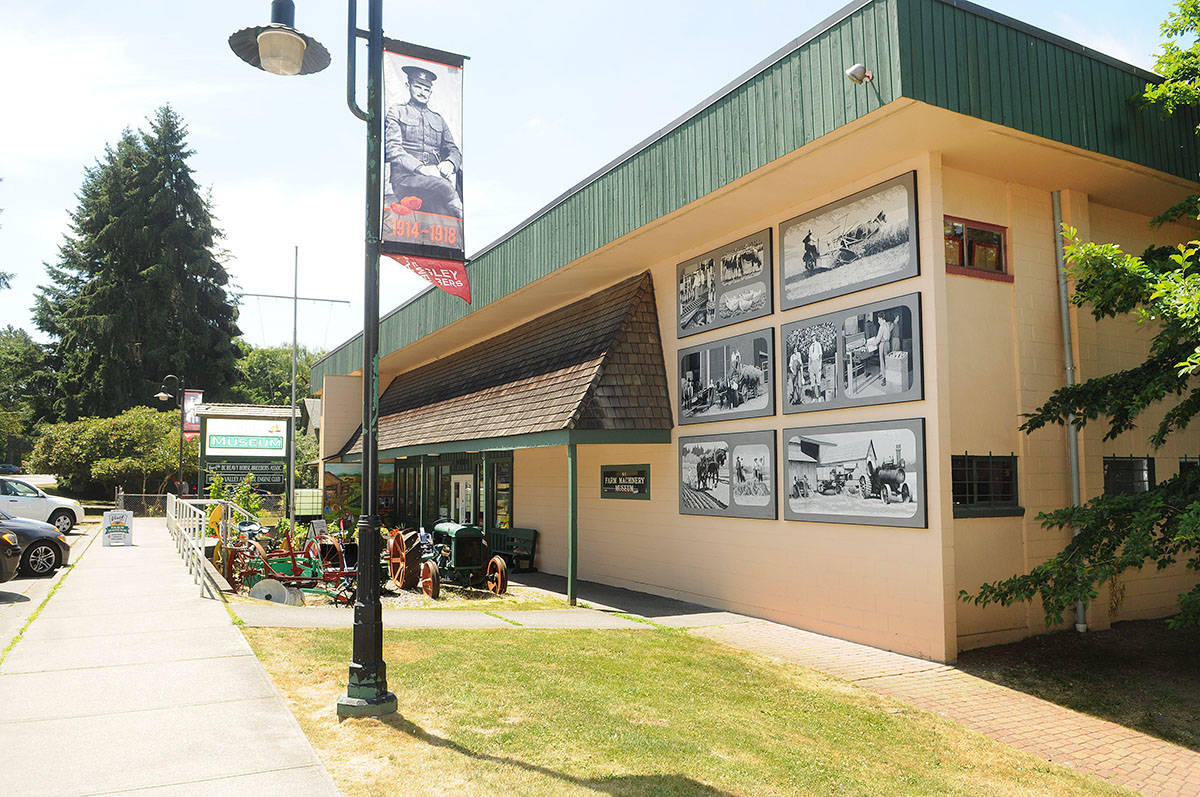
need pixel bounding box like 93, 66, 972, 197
0, 517, 337, 796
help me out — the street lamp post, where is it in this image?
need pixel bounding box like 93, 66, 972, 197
229, 0, 396, 718
154, 374, 185, 493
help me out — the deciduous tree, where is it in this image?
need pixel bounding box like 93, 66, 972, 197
965, 2, 1200, 627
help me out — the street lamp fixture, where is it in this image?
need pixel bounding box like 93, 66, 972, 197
155, 375, 186, 494
228, 0, 330, 76
228, 0, 396, 719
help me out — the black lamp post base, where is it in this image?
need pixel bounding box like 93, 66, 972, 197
336, 691, 397, 718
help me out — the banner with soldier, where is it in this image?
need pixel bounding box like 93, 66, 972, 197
381, 40, 470, 301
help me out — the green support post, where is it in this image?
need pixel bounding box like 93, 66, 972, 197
567, 442, 577, 606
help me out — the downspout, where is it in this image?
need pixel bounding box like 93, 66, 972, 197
1051, 191, 1088, 632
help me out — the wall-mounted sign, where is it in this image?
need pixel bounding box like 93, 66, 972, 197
679, 430, 776, 520
205, 418, 287, 458
677, 229, 773, 338
781, 292, 923, 413
678, 327, 775, 425
601, 465, 650, 500
783, 418, 926, 528
779, 172, 919, 310
206, 460, 286, 493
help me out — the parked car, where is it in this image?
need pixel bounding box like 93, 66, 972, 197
0, 510, 71, 576
0, 478, 84, 532
0, 464, 26, 475
0, 529, 21, 583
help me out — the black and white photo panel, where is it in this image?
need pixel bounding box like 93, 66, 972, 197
782, 418, 926, 528
678, 328, 775, 424
782, 293, 923, 413
677, 229, 773, 337
779, 172, 919, 310
679, 430, 776, 519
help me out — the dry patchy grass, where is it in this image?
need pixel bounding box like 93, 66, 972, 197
245, 628, 1128, 797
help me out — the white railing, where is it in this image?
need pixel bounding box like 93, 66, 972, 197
166, 494, 255, 598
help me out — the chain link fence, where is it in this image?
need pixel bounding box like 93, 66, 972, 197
116, 491, 287, 518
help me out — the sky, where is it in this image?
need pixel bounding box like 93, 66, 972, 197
0, 0, 1183, 354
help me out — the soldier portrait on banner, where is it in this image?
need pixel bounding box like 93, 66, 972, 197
382, 46, 465, 260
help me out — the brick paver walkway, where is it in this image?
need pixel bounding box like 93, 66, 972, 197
695, 620, 1200, 797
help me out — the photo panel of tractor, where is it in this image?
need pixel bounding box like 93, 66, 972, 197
679, 430, 776, 519
677, 229, 773, 337
779, 172, 919, 310
782, 418, 926, 528
782, 293, 923, 413
678, 327, 775, 424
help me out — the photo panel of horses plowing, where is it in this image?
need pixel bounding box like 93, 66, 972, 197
779, 171, 919, 310
679, 430, 776, 520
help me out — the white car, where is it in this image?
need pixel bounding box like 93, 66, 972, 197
0, 478, 84, 533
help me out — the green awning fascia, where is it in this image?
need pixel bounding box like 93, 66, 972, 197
339, 428, 671, 462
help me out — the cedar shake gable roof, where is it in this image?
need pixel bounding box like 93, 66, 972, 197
341, 272, 671, 456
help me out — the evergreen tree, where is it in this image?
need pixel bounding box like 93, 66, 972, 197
34, 106, 240, 419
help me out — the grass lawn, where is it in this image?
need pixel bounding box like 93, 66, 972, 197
958, 618, 1200, 752
245, 627, 1125, 796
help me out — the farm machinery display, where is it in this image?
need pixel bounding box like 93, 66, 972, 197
218, 518, 508, 603
794, 444, 913, 504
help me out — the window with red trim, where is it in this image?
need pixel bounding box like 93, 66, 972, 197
945, 216, 1008, 279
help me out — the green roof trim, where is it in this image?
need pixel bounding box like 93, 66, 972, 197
313, 0, 1197, 387
337, 428, 672, 461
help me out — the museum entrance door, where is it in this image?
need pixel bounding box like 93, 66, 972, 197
451, 473, 475, 525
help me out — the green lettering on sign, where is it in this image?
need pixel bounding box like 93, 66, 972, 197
207, 434, 284, 450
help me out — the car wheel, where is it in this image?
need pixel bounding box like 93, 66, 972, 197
50, 510, 75, 533
22, 542, 60, 576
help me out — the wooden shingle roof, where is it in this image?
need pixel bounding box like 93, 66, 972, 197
338, 272, 671, 457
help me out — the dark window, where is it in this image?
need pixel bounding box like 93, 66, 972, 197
945, 217, 1007, 276
1180, 458, 1199, 476
1104, 457, 1155, 495
951, 453, 1023, 518
492, 459, 513, 530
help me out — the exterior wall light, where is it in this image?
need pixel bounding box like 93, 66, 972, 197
228, 0, 330, 76
845, 63, 874, 84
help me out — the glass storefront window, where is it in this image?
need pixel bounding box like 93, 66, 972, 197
493, 460, 512, 529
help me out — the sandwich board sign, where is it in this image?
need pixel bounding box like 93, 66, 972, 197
103, 510, 134, 547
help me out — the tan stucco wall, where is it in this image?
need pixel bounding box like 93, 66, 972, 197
944, 170, 1200, 650
325, 103, 1200, 662
318, 375, 362, 487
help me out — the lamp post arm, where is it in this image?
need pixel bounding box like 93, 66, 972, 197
346, 0, 369, 122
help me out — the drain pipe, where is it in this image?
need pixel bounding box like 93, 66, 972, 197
1052, 191, 1088, 632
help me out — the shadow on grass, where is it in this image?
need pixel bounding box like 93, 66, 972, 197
956, 618, 1200, 752
379, 712, 732, 796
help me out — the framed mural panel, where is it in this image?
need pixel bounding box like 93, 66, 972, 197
677, 229, 772, 337
782, 292, 923, 413
678, 327, 775, 424
782, 418, 926, 528
679, 430, 776, 519
779, 172, 919, 310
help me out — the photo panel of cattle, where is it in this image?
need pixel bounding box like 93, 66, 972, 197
678, 328, 775, 424
779, 172, 919, 310
782, 292, 923, 413
783, 418, 926, 528
677, 230, 773, 337
679, 430, 776, 519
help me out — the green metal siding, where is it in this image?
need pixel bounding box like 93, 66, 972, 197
315, 0, 1199, 385
313, 0, 902, 385
897, 0, 1198, 180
